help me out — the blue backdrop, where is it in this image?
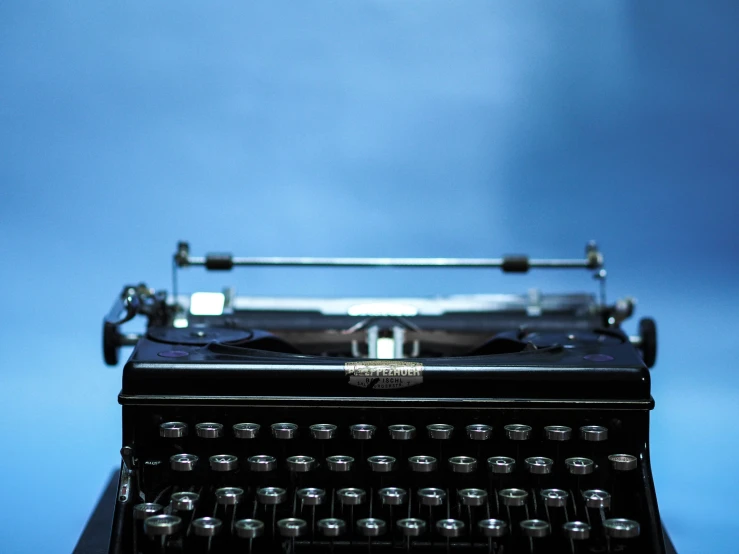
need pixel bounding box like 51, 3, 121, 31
1, 2, 737, 553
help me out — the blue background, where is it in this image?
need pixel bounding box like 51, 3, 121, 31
1, 2, 738, 553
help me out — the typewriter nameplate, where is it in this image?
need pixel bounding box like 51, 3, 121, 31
344, 361, 424, 390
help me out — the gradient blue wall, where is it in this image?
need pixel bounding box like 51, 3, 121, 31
1, 2, 737, 553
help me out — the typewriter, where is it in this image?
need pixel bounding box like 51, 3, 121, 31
102, 241, 666, 554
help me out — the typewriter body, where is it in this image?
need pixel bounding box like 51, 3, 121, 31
103, 241, 664, 554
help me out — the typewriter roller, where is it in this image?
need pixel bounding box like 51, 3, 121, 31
103, 241, 665, 553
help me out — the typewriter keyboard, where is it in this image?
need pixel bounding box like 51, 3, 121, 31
126, 407, 653, 553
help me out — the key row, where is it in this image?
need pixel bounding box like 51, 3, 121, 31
168, 453, 638, 473
160, 422, 610, 441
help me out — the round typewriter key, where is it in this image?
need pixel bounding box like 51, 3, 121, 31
478, 519, 508, 538
504, 424, 532, 440
233, 423, 260, 439
544, 425, 572, 441
379, 487, 407, 505
388, 424, 416, 440
499, 488, 528, 507
580, 425, 608, 441
520, 519, 550, 538
170, 492, 199, 511
318, 518, 346, 537
144, 515, 181, 537
357, 518, 387, 537
427, 423, 454, 439
418, 488, 446, 506
449, 455, 477, 473
609, 454, 638, 471
583, 489, 611, 509
604, 518, 640, 538
368, 455, 396, 472
326, 455, 354, 472
192, 517, 222, 537
409, 455, 437, 472
488, 456, 516, 474
310, 423, 337, 439
235, 519, 264, 539
525, 456, 554, 475
540, 489, 568, 507
170, 453, 198, 472
337, 488, 366, 505
459, 488, 488, 506
297, 488, 326, 506
436, 519, 464, 537
160, 422, 188, 438
277, 518, 308, 537
350, 423, 376, 440
397, 518, 426, 536
257, 487, 287, 505
563, 521, 590, 540
195, 422, 223, 439
466, 424, 492, 440
565, 457, 594, 475
209, 454, 238, 472
216, 487, 244, 506
271, 422, 298, 439
286, 455, 317, 472
248, 455, 276, 472
134, 503, 163, 520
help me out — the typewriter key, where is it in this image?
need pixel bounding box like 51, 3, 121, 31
248, 455, 276, 472
427, 424, 454, 439
192, 517, 222, 537
525, 456, 554, 475
235, 519, 264, 538
257, 487, 287, 505
563, 521, 590, 540
580, 425, 608, 441
409, 455, 437, 472
520, 519, 550, 538
286, 455, 317, 472
499, 488, 528, 507
350, 424, 376, 440
504, 424, 532, 440
379, 487, 407, 505
459, 488, 488, 506
565, 457, 594, 475
170, 453, 198, 472
143, 514, 182, 537
277, 518, 307, 537
389, 424, 416, 440
357, 518, 387, 537
478, 519, 508, 537
436, 519, 464, 537
216, 487, 244, 505
209, 454, 238, 472
397, 518, 426, 536
297, 488, 326, 506
271, 423, 298, 439
540, 489, 568, 507
418, 488, 446, 506
603, 518, 640, 538
583, 489, 611, 509
466, 424, 492, 441
449, 456, 477, 473
310, 423, 337, 439
368, 455, 396, 472
170, 492, 199, 511
133, 502, 163, 520
233, 423, 260, 439
337, 488, 367, 505
326, 455, 354, 472
159, 421, 187, 438
195, 422, 223, 439
487, 456, 515, 474
317, 518, 346, 537
608, 454, 638, 471
544, 425, 572, 441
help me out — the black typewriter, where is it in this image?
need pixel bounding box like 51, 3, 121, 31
102, 241, 666, 554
